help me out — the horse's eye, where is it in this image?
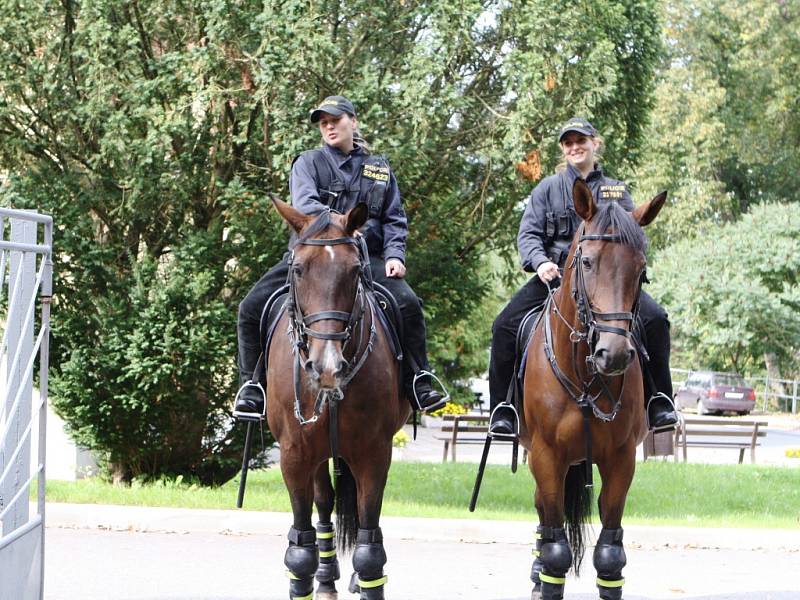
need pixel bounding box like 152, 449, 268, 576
293, 266, 304, 278
581, 257, 592, 270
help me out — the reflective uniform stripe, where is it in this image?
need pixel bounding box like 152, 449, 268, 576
597, 577, 625, 588
539, 573, 566, 585
319, 549, 337, 558
317, 531, 335, 539
358, 575, 388, 588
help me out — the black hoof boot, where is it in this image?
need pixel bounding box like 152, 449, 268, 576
352, 528, 387, 600
530, 525, 545, 596
594, 527, 627, 600
537, 527, 572, 600
284, 527, 318, 600
647, 392, 678, 431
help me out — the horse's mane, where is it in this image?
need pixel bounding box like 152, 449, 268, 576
588, 201, 647, 254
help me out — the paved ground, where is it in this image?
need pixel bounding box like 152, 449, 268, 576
44, 506, 800, 600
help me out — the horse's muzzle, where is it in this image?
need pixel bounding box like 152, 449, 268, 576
592, 341, 635, 376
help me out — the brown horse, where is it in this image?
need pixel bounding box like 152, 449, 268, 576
267, 199, 409, 600
521, 179, 665, 600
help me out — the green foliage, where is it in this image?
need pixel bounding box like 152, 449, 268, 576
0, 1, 661, 481
648, 203, 800, 375
633, 0, 800, 251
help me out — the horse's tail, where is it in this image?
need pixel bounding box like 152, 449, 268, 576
564, 462, 593, 575
335, 461, 359, 554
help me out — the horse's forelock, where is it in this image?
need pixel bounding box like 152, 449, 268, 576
588, 201, 647, 254
291, 210, 348, 248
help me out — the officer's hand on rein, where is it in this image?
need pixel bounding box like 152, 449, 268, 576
385, 259, 406, 279
536, 261, 560, 283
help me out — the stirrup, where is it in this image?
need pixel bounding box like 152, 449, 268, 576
233, 381, 266, 422
412, 369, 450, 411
646, 392, 677, 432
488, 402, 520, 439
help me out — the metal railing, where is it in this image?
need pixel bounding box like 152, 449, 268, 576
0, 208, 52, 600
671, 368, 799, 414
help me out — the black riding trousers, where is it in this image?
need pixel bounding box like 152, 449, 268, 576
488, 277, 672, 409
237, 255, 431, 388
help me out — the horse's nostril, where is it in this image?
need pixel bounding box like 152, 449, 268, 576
304, 359, 320, 380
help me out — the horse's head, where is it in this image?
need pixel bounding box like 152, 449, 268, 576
273, 198, 369, 390
570, 180, 666, 376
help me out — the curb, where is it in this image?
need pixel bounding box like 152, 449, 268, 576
44, 503, 800, 551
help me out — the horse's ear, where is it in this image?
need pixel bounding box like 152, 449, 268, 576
632, 190, 667, 226
572, 178, 596, 221
345, 202, 369, 235
272, 197, 311, 234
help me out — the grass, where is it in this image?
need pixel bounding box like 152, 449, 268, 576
44, 461, 800, 529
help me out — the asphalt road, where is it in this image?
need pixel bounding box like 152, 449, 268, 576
41, 502, 799, 600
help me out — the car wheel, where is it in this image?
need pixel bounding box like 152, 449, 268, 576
737, 410, 750, 416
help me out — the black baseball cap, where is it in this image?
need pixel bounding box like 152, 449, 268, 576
309, 95, 357, 123
558, 117, 598, 142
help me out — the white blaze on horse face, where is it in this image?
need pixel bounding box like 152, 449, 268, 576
322, 339, 339, 376
325, 245, 336, 261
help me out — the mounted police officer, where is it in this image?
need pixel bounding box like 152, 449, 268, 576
488, 117, 678, 436
234, 95, 446, 417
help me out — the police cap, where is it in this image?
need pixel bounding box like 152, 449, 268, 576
309, 95, 357, 123
558, 117, 598, 142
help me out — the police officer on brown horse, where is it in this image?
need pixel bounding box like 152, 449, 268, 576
488, 117, 678, 436
235, 95, 446, 417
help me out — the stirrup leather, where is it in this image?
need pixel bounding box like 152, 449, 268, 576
233, 381, 266, 422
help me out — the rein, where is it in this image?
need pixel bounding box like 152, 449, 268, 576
542, 225, 646, 486
285, 233, 376, 477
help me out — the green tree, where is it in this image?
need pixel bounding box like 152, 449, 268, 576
648, 203, 800, 376
0, 0, 660, 481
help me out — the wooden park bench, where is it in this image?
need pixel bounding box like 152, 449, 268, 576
674, 415, 768, 464
433, 413, 526, 463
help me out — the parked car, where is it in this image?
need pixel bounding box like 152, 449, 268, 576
674, 370, 756, 415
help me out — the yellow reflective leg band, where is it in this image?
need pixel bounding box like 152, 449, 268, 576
532, 549, 540, 557
535, 532, 542, 539
285, 570, 300, 580
319, 549, 337, 558
358, 575, 389, 588
539, 573, 566, 585
292, 594, 313, 600
317, 531, 335, 539
597, 577, 625, 588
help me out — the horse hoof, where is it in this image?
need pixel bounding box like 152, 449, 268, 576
315, 592, 338, 600
530, 589, 542, 600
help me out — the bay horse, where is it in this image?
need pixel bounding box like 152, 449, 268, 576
521, 179, 666, 600
267, 199, 409, 600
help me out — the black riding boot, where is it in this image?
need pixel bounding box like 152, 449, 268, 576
647, 392, 678, 431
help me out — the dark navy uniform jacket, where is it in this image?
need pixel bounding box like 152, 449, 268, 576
290, 143, 408, 264
518, 162, 633, 273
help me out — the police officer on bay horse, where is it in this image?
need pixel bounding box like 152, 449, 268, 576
234, 95, 447, 417
488, 117, 679, 436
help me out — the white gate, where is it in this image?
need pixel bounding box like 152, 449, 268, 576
0, 209, 52, 600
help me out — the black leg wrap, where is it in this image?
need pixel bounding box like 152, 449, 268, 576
593, 527, 626, 600
315, 522, 340, 586
284, 526, 318, 599
537, 527, 572, 600
349, 527, 388, 599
